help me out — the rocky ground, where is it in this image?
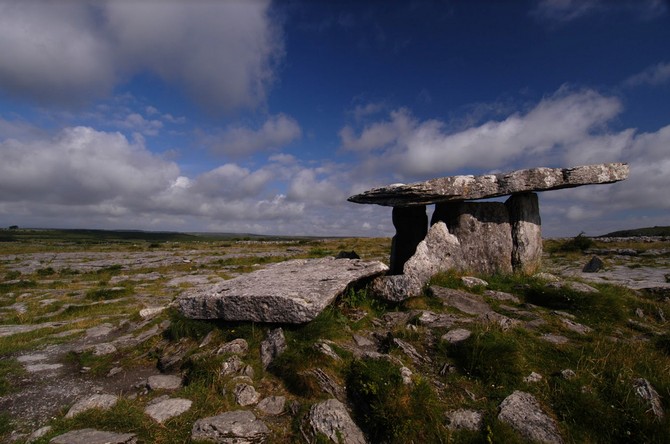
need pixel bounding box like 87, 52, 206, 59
0, 232, 668, 443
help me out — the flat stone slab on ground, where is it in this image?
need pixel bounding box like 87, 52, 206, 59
191, 410, 269, 443
50, 428, 137, 444
348, 163, 628, 206
144, 398, 192, 423
65, 394, 118, 418
178, 257, 388, 323
147, 374, 183, 391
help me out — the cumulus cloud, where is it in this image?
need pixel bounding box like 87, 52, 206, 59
624, 62, 670, 87
204, 114, 302, 157
0, 0, 283, 112
531, 0, 667, 22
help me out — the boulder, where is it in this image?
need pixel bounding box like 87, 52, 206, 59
191, 410, 269, 443
348, 163, 629, 206
506, 193, 542, 274
308, 398, 367, 444
430, 287, 492, 316
178, 258, 388, 323
50, 429, 136, 444
498, 391, 563, 444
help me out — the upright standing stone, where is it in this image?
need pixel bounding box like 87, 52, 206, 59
390, 206, 428, 275
506, 193, 542, 274
434, 202, 513, 275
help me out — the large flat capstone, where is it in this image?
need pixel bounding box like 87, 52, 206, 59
348, 163, 628, 206
178, 257, 388, 323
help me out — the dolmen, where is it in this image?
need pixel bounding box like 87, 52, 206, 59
348, 163, 628, 301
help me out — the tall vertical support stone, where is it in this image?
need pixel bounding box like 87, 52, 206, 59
433, 202, 513, 275
390, 206, 428, 275
506, 193, 542, 274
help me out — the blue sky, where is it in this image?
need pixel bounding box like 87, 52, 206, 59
0, 0, 669, 237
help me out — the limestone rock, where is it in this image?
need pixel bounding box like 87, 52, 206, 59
27, 426, 52, 443
430, 287, 492, 315
416, 311, 471, 329
260, 328, 287, 369
506, 193, 542, 274
348, 163, 629, 206
484, 290, 521, 303
435, 202, 513, 275
633, 378, 664, 419
404, 222, 463, 284
191, 410, 269, 443
221, 355, 245, 376
178, 257, 388, 323
445, 409, 483, 431
256, 396, 285, 416
582, 256, 604, 273
234, 383, 261, 406
461, 276, 489, 288
147, 374, 183, 391
65, 394, 118, 418
370, 274, 423, 302
441, 328, 472, 344
50, 429, 136, 444
144, 398, 192, 423
308, 398, 367, 444
217, 338, 249, 355
498, 391, 563, 444
524, 372, 543, 383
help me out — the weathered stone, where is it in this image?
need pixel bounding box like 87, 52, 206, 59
221, 355, 244, 376
260, 328, 287, 369
461, 276, 489, 288
390, 206, 428, 275
541, 333, 569, 345
633, 378, 664, 419
582, 256, 604, 273
25, 363, 63, 373
301, 368, 346, 400
400, 366, 413, 385
561, 318, 592, 335
50, 428, 137, 444
191, 410, 269, 443
393, 338, 430, 364
65, 394, 118, 418
217, 338, 249, 355
506, 193, 542, 274
484, 290, 520, 303
441, 328, 472, 344
315, 341, 341, 361
348, 163, 629, 206
479, 311, 521, 331
139, 306, 166, 320
370, 274, 423, 302
147, 374, 183, 391
178, 258, 388, 323
435, 202, 513, 275
560, 369, 576, 380
308, 398, 366, 444
524, 372, 543, 383
85, 323, 115, 339
234, 383, 261, 406
144, 398, 192, 423
547, 281, 598, 294
416, 311, 471, 328
430, 287, 492, 315
256, 396, 285, 416
498, 391, 563, 444
27, 425, 52, 443
445, 409, 483, 431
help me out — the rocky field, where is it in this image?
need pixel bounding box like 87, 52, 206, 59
0, 230, 668, 443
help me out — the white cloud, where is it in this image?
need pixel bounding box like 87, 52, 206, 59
531, 0, 667, 22
115, 113, 163, 136
204, 114, 302, 157
624, 62, 670, 87
0, 0, 283, 112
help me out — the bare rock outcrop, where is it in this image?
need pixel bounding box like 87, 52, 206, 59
308, 398, 367, 444
498, 391, 563, 444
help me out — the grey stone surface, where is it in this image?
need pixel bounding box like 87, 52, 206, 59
65, 394, 118, 418
256, 396, 285, 416
27, 425, 52, 443
484, 290, 520, 303
582, 256, 604, 273
221, 355, 245, 376
445, 409, 483, 431
416, 311, 471, 328
441, 328, 472, 344
147, 374, 183, 391
260, 328, 287, 369
178, 257, 388, 323
191, 410, 269, 443
50, 428, 137, 444
524, 372, 543, 383
309, 398, 367, 444
390, 205, 428, 275
498, 391, 563, 444
436, 202, 514, 275
506, 193, 542, 274
541, 333, 569, 345
217, 338, 249, 355
461, 276, 489, 288
348, 163, 629, 206
633, 378, 664, 419
430, 287, 492, 315
561, 318, 592, 335
144, 398, 192, 423
234, 383, 261, 406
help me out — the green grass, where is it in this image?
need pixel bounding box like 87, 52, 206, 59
0, 358, 26, 396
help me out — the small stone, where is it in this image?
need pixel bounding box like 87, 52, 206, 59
314, 341, 341, 361
256, 396, 286, 416
217, 338, 249, 355
635, 308, 645, 318
534, 272, 560, 282
27, 426, 52, 443
139, 306, 166, 320
241, 365, 255, 379
107, 367, 123, 377
582, 256, 604, 273
191, 411, 269, 443
633, 378, 664, 419
524, 372, 543, 383
352, 334, 375, 348
93, 343, 117, 356
309, 399, 366, 444
144, 398, 192, 423
65, 394, 118, 418
540, 333, 569, 345
498, 391, 563, 444
561, 318, 592, 335
461, 276, 489, 288
221, 355, 244, 376
260, 328, 287, 369
147, 374, 183, 391
234, 383, 261, 406
560, 369, 576, 380
25, 363, 63, 373
198, 331, 216, 348
445, 409, 483, 431
431, 286, 492, 315
441, 328, 472, 344
400, 366, 413, 385
50, 429, 137, 444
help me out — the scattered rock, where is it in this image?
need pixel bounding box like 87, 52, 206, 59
147, 374, 183, 391
561, 318, 592, 335
85, 323, 115, 339
635, 308, 645, 318
25, 363, 63, 373
582, 256, 604, 273
416, 310, 470, 328
50, 428, 137, 444
234, 383, 261, 406
27, 426, 52, 443
441, 328, 472, 344
65, 394, 118, 419
178, 257, 387, 323
138, 306, 166, 320
547, 281, 598, 294
633, 378, 664, 420
478, 311, 521, 331
445, 409, 483, 431
256, 396, 285, 416
217, 338, 249, 355
260, 328, 287, 369
393, 338, 430, 364
524, 372, 543, 383
301, 368, 346, 400
221, 355, 244, 376
400, 366, 413, 385
352, 334, 375, 348
498, 391, 564, 444
314, 341, 341, 361
461, 276, 489, 288
92, 343, 117, 356
144, 398, 192, 423
308, 398, 366, 444
534, 272, 560, 282
560, 369, 576, 380
484, 289, 520, 303
191, 410, 269, 443
430, 286, 492, 315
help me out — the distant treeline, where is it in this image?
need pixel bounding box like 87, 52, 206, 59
600, 226, 670, 237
